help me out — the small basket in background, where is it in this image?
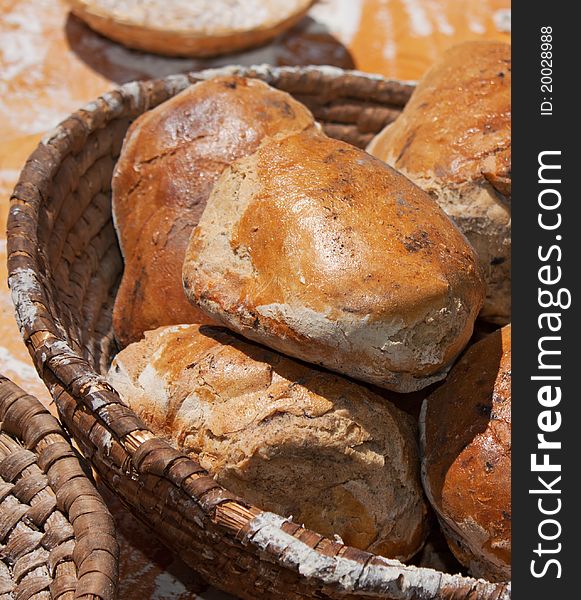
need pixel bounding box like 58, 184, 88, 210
0, 374, 118, 600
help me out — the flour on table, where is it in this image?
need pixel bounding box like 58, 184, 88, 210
309, 0, 364, 44
402, 0, 433, 37
0, 346, 38, 381
493, 9, 511, 33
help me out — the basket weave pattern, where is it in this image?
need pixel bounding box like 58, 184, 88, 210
0, 375, 118, 599
7, 66, 510, 600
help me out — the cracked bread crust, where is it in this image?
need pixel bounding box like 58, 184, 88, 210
112, 76, 316, 347
420, 324, 511, 581
367, 41, 511, 324
183, 128, 485, 392
107, 324, 430, 561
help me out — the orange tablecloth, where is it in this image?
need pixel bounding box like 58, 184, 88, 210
0, 0, 510, 597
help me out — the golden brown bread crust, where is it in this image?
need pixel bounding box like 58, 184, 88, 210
183, 128, 485, 392
66, 0, 315, 57
368, 42, 511, 191
420, 324, 511, 581
107, 324, 430, 560
112, 76, 315, 347
367, 41, 511, 324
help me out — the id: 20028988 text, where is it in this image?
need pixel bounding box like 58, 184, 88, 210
540, 26, 553, 116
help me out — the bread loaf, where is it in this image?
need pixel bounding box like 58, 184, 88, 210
367, 42, 511, 324
183, 128, 485, 392
420, 324, 511, 581
108, 324, 430, 560
112, 76, 316, 347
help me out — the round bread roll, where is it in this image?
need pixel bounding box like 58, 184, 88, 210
183, 128, 485, 393
66, 0, 314, 57
107, 324, 430, 561
420, 324, 511, 581
367, 41, 511, 324
112, 76, 316, 347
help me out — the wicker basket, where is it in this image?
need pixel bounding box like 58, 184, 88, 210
7, 65, 511, 600
65, 0, 316, 58
0, 375, 118, 599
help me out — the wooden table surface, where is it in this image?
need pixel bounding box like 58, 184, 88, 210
0, 0, 510, 597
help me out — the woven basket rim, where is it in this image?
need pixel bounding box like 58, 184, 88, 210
6, 65, 510, 600
0, 373, 118, 599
